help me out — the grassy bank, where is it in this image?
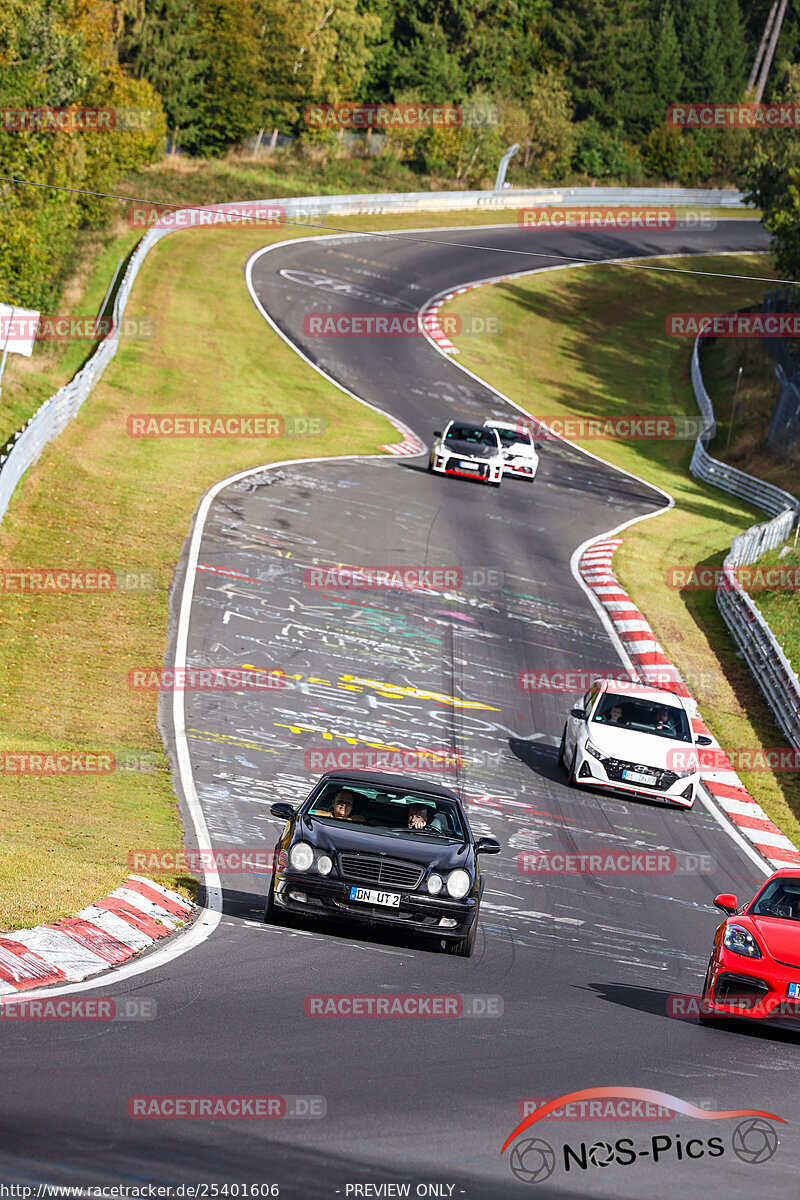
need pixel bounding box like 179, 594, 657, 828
0, 220, 401, 931
441, 253, 800, 845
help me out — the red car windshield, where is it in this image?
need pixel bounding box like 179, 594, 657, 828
751, 879, 800, 920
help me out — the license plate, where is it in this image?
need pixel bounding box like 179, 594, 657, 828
349, 886, 401, 908
788, 983, 800, 999
458, 460, 479, 471
622, 769, 658, 786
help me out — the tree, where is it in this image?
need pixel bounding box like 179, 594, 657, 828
255, 0, 381, 132
503, 68, 575, 173
118, 0, 206, 152
743, 64, 800, 279
649, 1, 683, 123
182, 0, 263, 155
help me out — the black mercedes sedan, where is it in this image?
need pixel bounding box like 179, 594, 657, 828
264, 770, 500, 956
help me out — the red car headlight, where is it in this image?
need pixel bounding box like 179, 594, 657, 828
723, 924, 762, 958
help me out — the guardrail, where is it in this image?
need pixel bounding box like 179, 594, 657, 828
690, 333, 800, 748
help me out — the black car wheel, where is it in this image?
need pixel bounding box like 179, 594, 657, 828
427, 456, 434, 472
489, 480, 501, 489
264, 875, 288, 926
698, 961, 716, 1025
567, 746, 579, 788
445, 907, 478, 957
558, 726, 567, 767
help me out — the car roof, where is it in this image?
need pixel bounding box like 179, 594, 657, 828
319, 769, 461, 800
484, 419, 521, 430
598, 680, 690, 709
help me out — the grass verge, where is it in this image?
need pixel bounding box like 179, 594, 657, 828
0, 220, 401, 931
441, 253, 800, 845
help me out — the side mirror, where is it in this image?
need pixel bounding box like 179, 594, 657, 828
534, 442, 543, 450
475, 837, 501, 855
270, 802, 296, 821
433, 430, 442, 437
569, 706, 585, 720
695, 735, 713, 746
713, 893, 738, 915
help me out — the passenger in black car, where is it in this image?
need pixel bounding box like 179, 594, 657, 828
314, 789, 366, 823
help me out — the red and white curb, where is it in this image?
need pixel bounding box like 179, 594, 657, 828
420, 301, 459, 355
380, 417, 425, 457
0, 876, 194, 995
579, 540, 800, 870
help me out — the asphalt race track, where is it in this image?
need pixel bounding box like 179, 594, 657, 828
4, 219, 797, 1199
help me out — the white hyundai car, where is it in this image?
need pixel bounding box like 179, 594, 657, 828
428, 420, 504, 487
559, 680, 712, 808
483, 419, 539, 480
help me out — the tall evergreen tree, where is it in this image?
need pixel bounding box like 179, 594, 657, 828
649, 1, 683, 121
118, 0, 206, 151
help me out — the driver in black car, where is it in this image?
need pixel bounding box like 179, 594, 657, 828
407, 803, 431, 830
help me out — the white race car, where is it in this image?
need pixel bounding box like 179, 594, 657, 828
483, 419, 539, 480
428, 421, 504, 487
559, 679, 712, 809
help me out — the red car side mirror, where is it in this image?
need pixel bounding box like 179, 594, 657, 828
713, 893, 738, 914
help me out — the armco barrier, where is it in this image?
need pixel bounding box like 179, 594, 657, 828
690, 333, 800, 748
0, 185, 748, 530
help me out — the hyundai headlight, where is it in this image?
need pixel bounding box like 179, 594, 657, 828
289, 842, 314, 872
446, 869, 471, 899
585, 740, 609, 762
723, 924, 761, 958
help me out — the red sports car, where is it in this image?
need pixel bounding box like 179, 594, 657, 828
701, 868, 800, 1023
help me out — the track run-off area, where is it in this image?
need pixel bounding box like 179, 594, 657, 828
3, 219, 797, 1198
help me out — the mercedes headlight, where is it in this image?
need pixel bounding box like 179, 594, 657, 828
289, 842, 314, 872
316, 854, 333, 876
427, 873, 444, 895
446, 869, 471, 900
723, 924, 761, 959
